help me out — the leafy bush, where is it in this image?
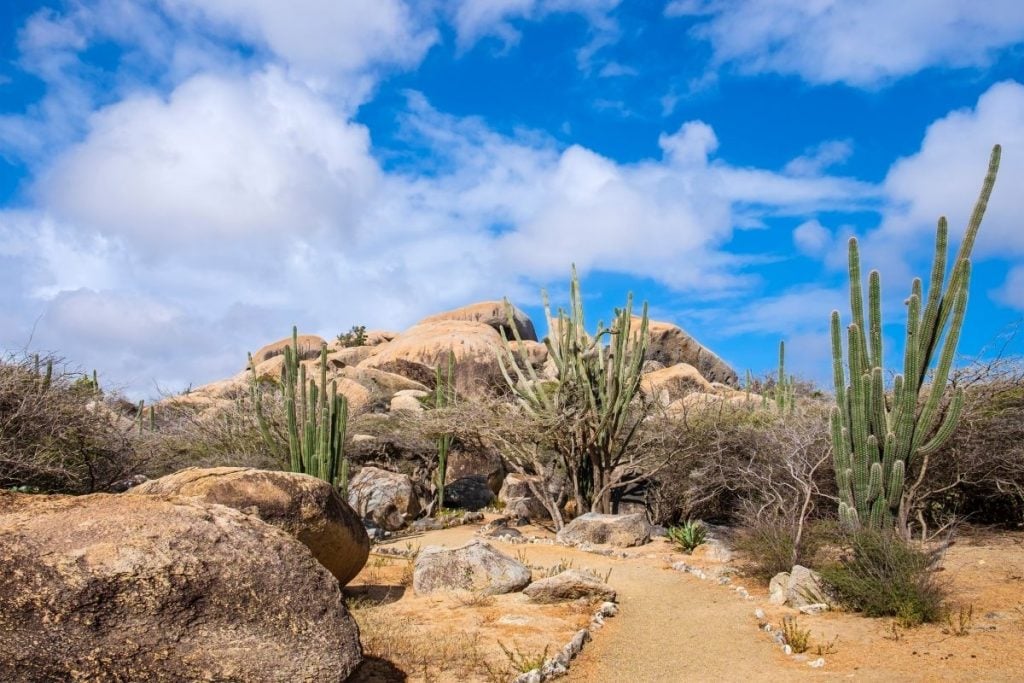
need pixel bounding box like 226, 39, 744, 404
668, 520, 707, 553
820, 530, 947, 626
0, 354, 139, 493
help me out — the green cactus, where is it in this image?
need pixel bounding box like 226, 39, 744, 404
830, 145, 1001, 533
251, 327, 349, 493
497, 265, 650, 514
432, 350, 456, 514
775, 340, 796, 415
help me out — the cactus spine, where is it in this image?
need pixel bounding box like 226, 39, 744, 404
497, 265, 650, 514
433, 350, 456, 513
251, 327, 349, 493
830, 145, 1001, 533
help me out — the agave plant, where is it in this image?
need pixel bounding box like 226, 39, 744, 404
668, 520, 708, 554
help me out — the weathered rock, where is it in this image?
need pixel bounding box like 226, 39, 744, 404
446, 448, 506, 493
348, 466, 421, 531
360, 320, 509, 397
325, 345, 376, 367
482, 526, 523, 540
640, 362, 714, 405
556, 512, 651, 548
443, 475, 495, 511
333, 366, 429, 397
499, 473, 551, 520
635, 318, 738, 387
419, 300, 537, 342
524, 569, 617, 604
372, 358, 437, 390
252, 333, 327, 364
129, 467, 369, 585
0, 491, 361, 681
769, 572, 789, 606
689, 539, 734, 564
413, 539, 531, 595
390, 389, 428, 413
786, 565, 830, 608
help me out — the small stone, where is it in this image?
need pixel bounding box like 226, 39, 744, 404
784, 645, 793, 656
809, 658, 825, 669
799, 603, 830, 615
754, 608, 766, 621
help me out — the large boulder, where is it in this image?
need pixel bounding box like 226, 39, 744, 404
499, 472, 551, 521
636, 318, 738, 387
640, 363, 714, 405
419, 301, 537, 342
556, 512, 651, 548
446, 449, 506, 494
413, 540, 531, 595
443, 475, 495, 511
359, 320, 511, 397
251, 333, 327, 364
524, 569, 617, 604
129, 467, 369, 585
348, 466, 421, 531
0, 491, 361, 681
785, 565, 831, 608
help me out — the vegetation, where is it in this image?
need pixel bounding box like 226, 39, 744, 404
0, 353, 137, 493
829, 145, 1001, 535
820, 529, 947, 626
336, 325, 368, 348
497, 265, 652, 515
251, 327, 350, 493
667, 520, 707, 554
432, 350, 456, 514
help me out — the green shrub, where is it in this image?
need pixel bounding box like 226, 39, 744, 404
668, 520, 707, 554
820, 530, 946, 626
336, 325, 368, 348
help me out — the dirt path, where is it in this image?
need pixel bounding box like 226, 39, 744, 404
564, 551, 792, 682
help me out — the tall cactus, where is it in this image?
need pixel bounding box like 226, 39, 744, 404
251, 327, 349, 493
830, 145, 1001, 533
497, 265, 650, 514
433, 350, 456, 513
775, 340, 795, 414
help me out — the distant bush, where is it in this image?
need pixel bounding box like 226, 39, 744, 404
336, 325, 368, 348
0, 354, 138, 493
820, 530, 947, 626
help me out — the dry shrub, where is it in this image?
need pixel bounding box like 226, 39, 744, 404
0, 354, 139, 493
134, 389, 287, 478
913, 357, 1024, 531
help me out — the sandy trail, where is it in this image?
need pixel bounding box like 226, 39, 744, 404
564, 551, 791, 683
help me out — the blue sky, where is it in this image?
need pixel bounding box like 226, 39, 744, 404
1, 0, 1022, 397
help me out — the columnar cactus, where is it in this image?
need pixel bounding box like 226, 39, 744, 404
775, 340, 795, 414
497, 265, 650, 513
433, 350, 456, 513
250, 327, 349, 493
830, 145, 1001, 532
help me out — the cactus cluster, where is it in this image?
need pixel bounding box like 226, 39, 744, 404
251, 327, 349, 493
830, 145, 1001, 531
774, 341, 796, 414
497, 265, 650, 513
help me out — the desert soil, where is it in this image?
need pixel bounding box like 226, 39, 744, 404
347, 519, 1024, 682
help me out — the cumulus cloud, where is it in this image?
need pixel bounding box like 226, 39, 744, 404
1, 64, 877, 395
793, 219, 832, 256
667, 0, 1024, 87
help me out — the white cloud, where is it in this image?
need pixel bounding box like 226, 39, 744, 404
451, 0, 620, 51
160, 0, 438, 76
793, 219, 831, 256
668, 0, 1024, 87
995, 265, 1024, 310
36, 68, 379, 249
785, 139, 853, 176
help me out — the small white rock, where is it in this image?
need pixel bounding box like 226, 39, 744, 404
809, 658, 825, 669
